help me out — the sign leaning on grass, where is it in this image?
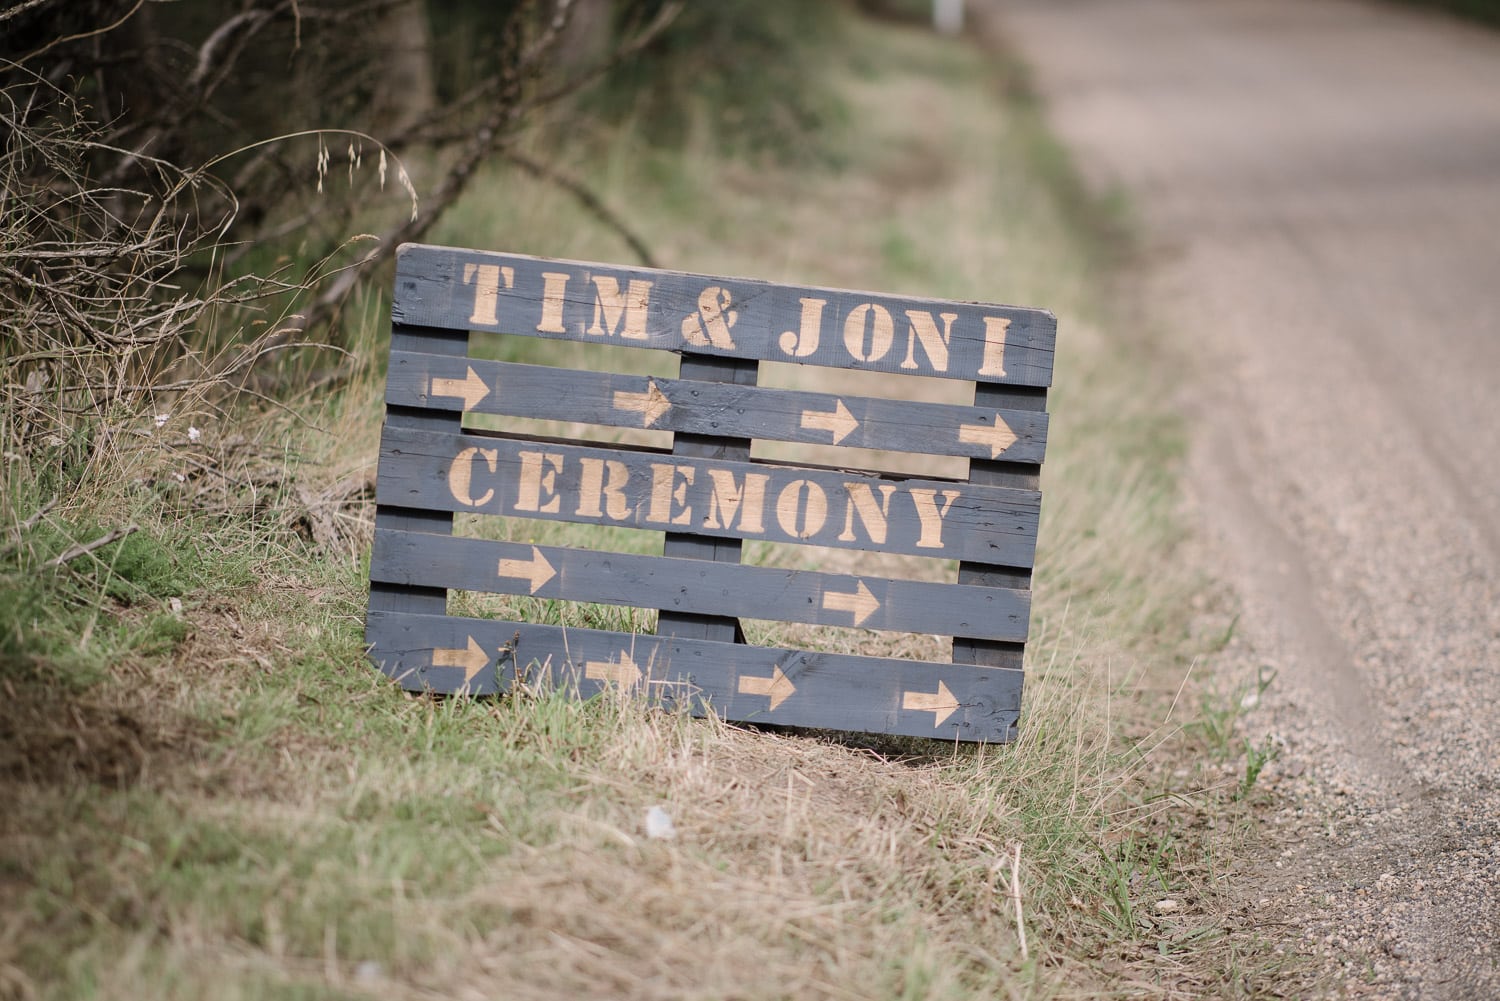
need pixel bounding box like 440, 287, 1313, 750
365, 244, 1055, 742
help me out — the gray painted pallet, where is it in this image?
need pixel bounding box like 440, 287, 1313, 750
365, 244, 1055, 743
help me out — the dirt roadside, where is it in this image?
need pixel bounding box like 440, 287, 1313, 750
983, 0, 1500, 996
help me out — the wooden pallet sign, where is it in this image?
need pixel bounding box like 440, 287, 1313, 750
366, 243, 1055, 742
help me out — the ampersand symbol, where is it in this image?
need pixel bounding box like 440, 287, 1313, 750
681, 286, 739, 350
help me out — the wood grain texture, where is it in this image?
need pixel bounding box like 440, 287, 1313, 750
375, 425, 1043, 566
370, 529, 1031, 641
392, 243, 1056, 387
366, 323, 468, 625
657, 353, 757, 643
384, 351, 1050, 463
365, 609, 1022, 742
954, 383, 1049, 671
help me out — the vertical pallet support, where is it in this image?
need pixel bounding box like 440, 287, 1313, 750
367, 323, 468, 641
656, 353, 758, 644
952, 382, 1048, 740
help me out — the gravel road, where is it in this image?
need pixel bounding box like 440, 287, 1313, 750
988, 1, 1500, 996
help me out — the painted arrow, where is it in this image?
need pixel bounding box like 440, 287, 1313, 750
738, 665, 796, 711
496, 545, 557, 594
958, 413, 1019, 459
821, 580, 880, 627
430, 366, 490, 411
584, 651, 643, 687
432, 635, 488, 684
799, 399, 859, 444
612, 380, 672, 427
902, 680, 960, 727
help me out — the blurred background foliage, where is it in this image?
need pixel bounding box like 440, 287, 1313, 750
0, 0, 851, 487
592, 0, 845, 153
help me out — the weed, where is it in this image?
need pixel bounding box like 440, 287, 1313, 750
1189, 664, 1277, 760
1237, 736, 1281, 801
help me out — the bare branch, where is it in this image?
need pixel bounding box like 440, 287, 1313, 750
532, 2, 684, 109
16, 0, 147, 66
45, 525, 139, 568
500, 146, 659, 268
0, 0, 54, 26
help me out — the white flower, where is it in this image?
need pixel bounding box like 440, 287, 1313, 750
188, 426, 201, 443
154, 413, 170, 428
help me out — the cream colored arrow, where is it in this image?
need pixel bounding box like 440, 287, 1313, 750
497, 545, 557, 594
958, 413, 1018, 459
584, 651, 643, 687
612, 380, 672, 427
432, 635, 488, 684
903, 680, 960, 727
800, 399, 858, 444
738, 666, 796, 710
430, 366, 490, 411
821, 580, 879, 627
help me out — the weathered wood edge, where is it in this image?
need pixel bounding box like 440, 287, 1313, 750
365, 610, 1022, 743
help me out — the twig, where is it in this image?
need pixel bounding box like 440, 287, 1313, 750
1011, 841, 1028, 961
18, 497, 56, 534
45, 524, 139, 568
0, 0, 54, 25
531, 1, 685, 108
16, 0, 147, 65
500, 146, 658, 267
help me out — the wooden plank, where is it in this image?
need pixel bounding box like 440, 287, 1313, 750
375, 425, 1042, 565
385, 351, 1050, 464
392, 243, 1056, 387
954, 383, 1049, 672
366, 323, 468, 632
657, 353, 756, 643
369, 530, 1032, 642
365, 610, 1022, 742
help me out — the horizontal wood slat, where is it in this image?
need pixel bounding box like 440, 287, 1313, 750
375, 425, 1042, 566
392, 244, 1056, 387
366, 610, 1022, 742
385, 351, 1049, 463
370, 529, 1031, 641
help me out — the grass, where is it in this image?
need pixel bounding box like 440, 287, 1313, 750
1, 9, 1291, 1000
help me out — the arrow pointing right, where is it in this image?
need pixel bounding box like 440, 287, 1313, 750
821, 580, 880, 627
496, 545, 557, 594
612, 380, 672, 427
432, 635, 488, 684
800, 399, 859, 444
958, 413, 1019, 459
584, 651, 643, 687
903, 680, 960, 727
738, 666, 796, 710
430, 366, 490, 411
